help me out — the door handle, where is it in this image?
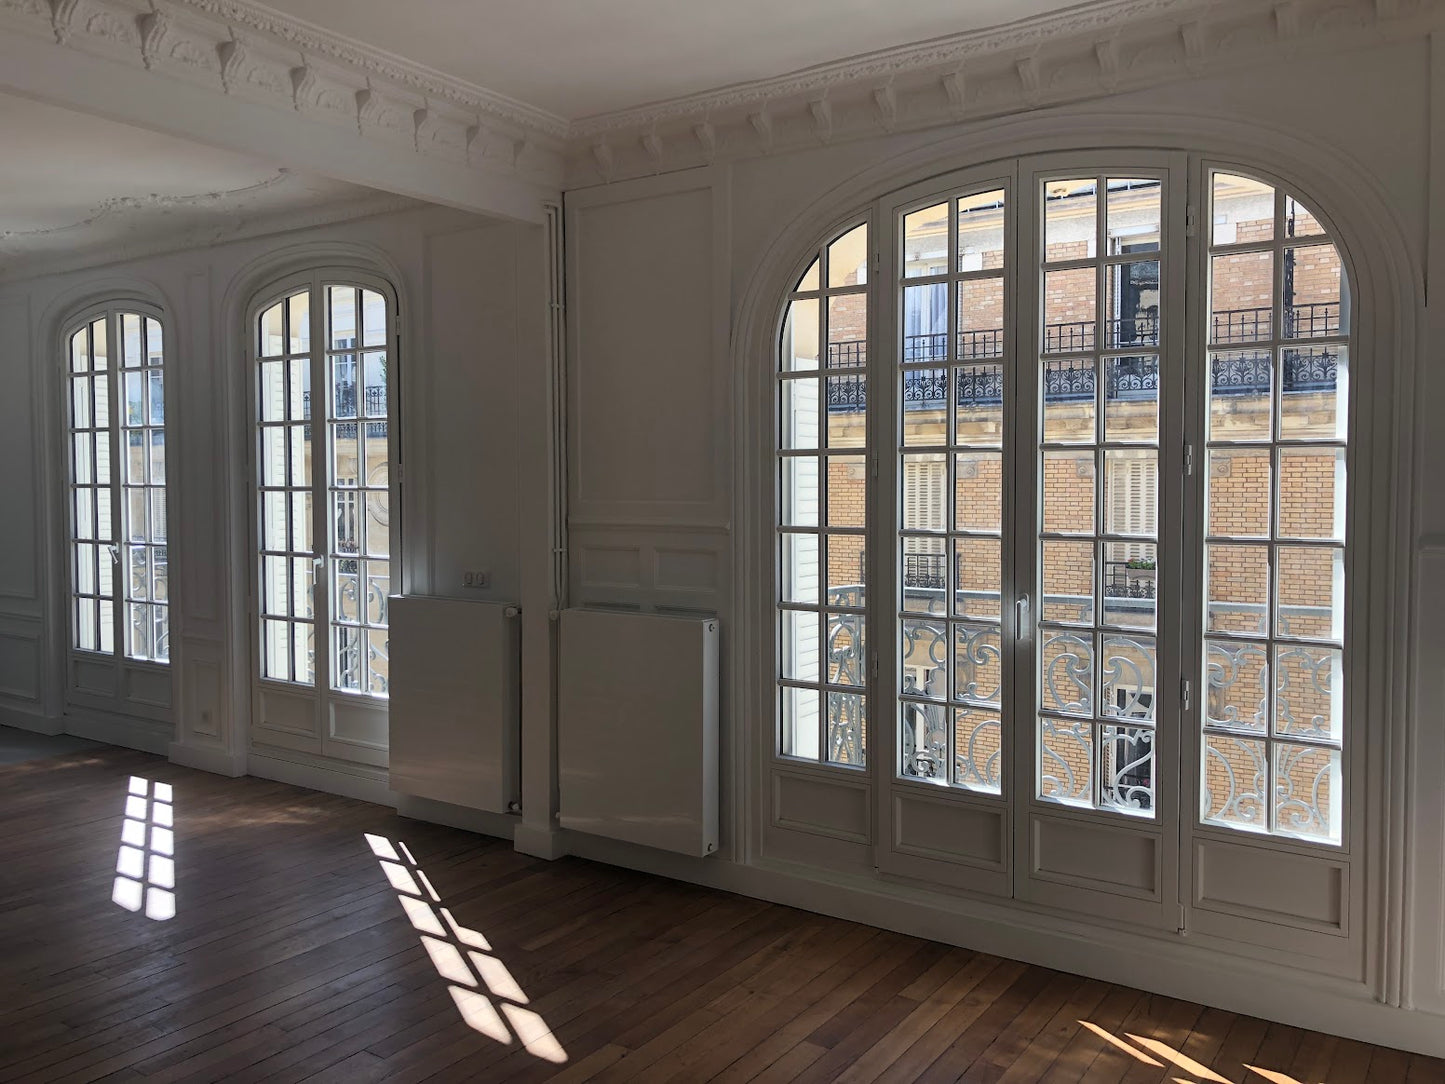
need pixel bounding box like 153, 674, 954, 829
1016, 594, 1032, 643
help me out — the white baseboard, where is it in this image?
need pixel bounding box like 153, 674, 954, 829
513, 822, 569, 860
169, 741, 245, 777
0, 704, 62, 735
395, 794, 518, 841
552, 828, 1445, 1060
62, 710, 171, 755
246, 747, 395, 806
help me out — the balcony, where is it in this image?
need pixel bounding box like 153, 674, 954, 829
823, 304, 1341, 414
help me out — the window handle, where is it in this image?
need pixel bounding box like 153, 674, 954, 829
106, 545, 120, 565
1016, 594, 1032, 643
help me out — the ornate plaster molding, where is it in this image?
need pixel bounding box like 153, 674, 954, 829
561, 0, 1439, 185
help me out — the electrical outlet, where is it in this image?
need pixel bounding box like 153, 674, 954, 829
463, 570, 490, 589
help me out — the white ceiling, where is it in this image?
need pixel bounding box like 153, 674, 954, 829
0, 92, 397, 277
262, 0, 1087, 120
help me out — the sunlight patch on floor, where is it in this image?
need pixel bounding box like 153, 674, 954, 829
1080, 1021, 1307, 1084
365, 832, 567, 1064
112, 777, 175, 921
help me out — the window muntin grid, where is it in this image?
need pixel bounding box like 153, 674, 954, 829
778, 223, 869, 768
255, 283, 394, 699
1201, 172, 1349, 845
898, 187, 1009, 794
67, 308, 169, 663
1035, 176, 1164, 818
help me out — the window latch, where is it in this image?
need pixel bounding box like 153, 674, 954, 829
1016, 595, 1032, 643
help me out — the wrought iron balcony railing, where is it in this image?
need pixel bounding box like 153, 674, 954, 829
300, 384, 389, 438
823, 308, 1341, 414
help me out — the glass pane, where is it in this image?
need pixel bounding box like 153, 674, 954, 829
953, 706, 1001, 792
1105, 260, 1160, 349
957, 189, 1005, 273
1204, 640, 1268, 732
260, 302, 285, 358
71, 328, 89, 373
1285, 194, 1325, 238
826, 455, 864, 528
953, 536, 1001, 621
902, 368, 947, 445
1101, 725, 1155, 814
795, 257, 819, 293
1203, 734, 1267, 831
329, 286, 357, 349
952, 623, 1001, 705
122, 315, 142, 369
903, 202, 948, 279
827, 224, 868, 288
1102, 541, 1156, 630
954, 452, 1001, 532
152, 548, 169, 602
901, 541, 946, 615
1281, 346, 1346, 441
780, 533, 819, 605
124, 374, 144, 427
128, 602, 151, 659
1040, 630, 1093, 717
148, 432, 165, 485
1274, 644, 1343, 743
1041, 449, 1095, 535
781, 609, 820, 682
332, 429, 360, 492
781, 685, 820, 760
332, 355, 358, 419
827, 294, 867, 369
1042, 539, 1093, 625
72, 376, 92, 429
1210, 251, 1273, 344
290, 491, 311, 552
1104, 356, 1158, 443
259, 362, 286, 422
1284, 244, 1346, 339
150, 490, 167, 543
957, 277, 1003, 358
93, 374, 110, 430
262, 555, 291, 617
292, 556, 314, 618
1212, 173, 1275, 246
334, 625, 362, 690
146, 318, 163, 363
900, 618, 947, 702
1207, 447, 1271, 538
1276, 545, 1344, 642
826, 376, 866, 448
364, 424, 388, 487
366, 561, 390, 623
827, 692, 866, 768
363, 352, 388, 417
76, 543, 96, 594
99, 599, 114, 653
901, 454, 946, 532
1106, 179, 1161, 255
826, 612, 865, 687
289, 359, 311, 422
825, 534, 864, 608
1102, 449, 1155, 538
900, 699, 947, 781
783, 298, 819, 372
128, 546, 149, 601
362, 290, 387, 348
147, 370, 164, 426
1274, 743, 1341, 843
1278, 447, 1345, 541
780, 456, 819, 527
1044, 178, 1097, 261
954, 364, 1003, 446
1039, 717, 1093, 805
365, 492, 390, 557
1101, 634, 1155, 721
289, 292, 310, 354
1042, 358, 1095, 444
367, 628, 389, 695
92, 319, 108, 370
1042, 268, 1096, 354
73, 434, 93, 485
902, 285, 948, 363
1209, 350, 1272, 441
786, 378, 820, 450
1205, 543, 1269, 636
75, 490, 96, 541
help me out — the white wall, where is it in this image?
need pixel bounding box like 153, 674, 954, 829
0, 205, 546, 776
556, 32, 1445, 1056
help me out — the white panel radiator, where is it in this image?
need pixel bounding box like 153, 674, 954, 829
388, 596, 521, 813
558, 608, 719, 857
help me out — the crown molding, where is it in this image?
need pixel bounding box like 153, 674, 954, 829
562, 0, 1438, 186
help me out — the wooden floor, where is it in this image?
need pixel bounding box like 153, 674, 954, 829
0, 747, 1437, 1084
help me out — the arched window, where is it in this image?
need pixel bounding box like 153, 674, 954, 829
769, 156, 1356, 928
250, 273, 397, 763
66, 304, 169, 666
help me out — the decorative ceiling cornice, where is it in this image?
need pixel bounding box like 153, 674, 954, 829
180, 0, 570, 139
563, 0, 1439, 185
567, 0, 1217, 138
